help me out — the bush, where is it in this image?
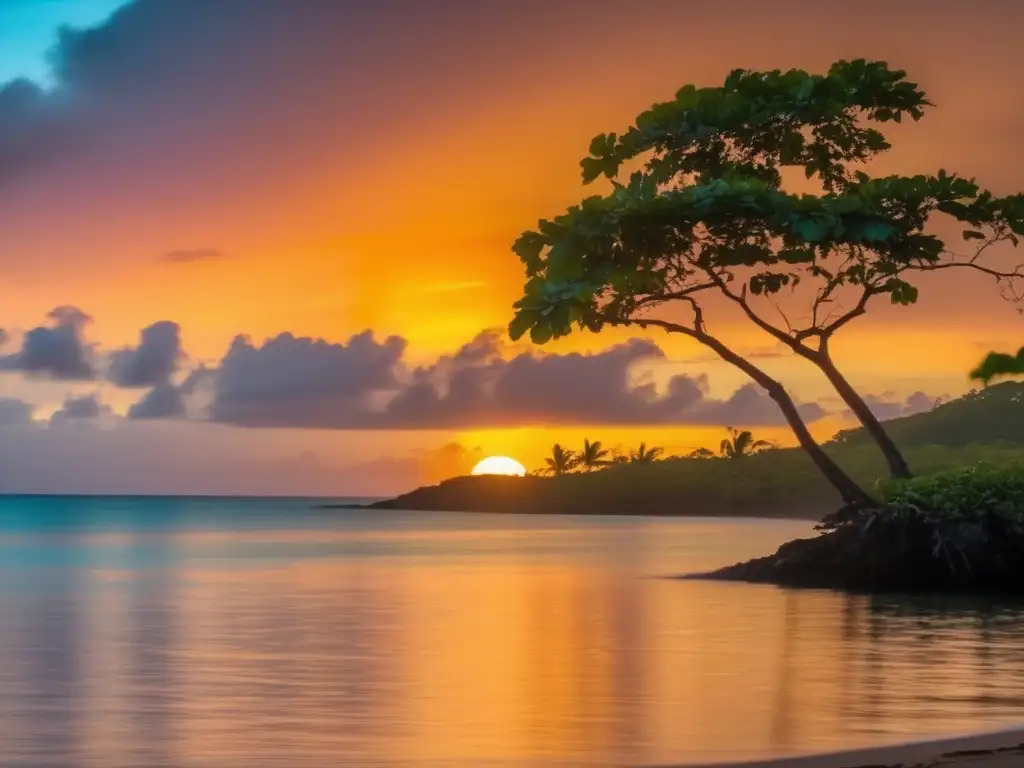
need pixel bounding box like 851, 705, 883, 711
879, 463, 1024, 522
704, 463, 1024, 593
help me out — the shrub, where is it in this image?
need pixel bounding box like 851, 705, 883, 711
879, 463, 1024, 522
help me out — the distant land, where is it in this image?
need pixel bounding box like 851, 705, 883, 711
325, 382, 1024, 520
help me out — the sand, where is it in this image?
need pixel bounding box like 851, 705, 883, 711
662, 726, 1024, 768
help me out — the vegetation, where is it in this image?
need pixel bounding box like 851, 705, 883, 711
542, 443, 578, 476
719, 428, 774, 459
508, 59, 1024, 506
579, 438, 610, 471
701, 463, 1024, 592
832, 381, 1024, 448
535, 430, 772, 474
972, 347, 1024, 384
630, 442, 665, 463
878, 463, 1024, 523
369, 441, 1024, 520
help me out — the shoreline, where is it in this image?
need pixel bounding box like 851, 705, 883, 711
657, 725, 1024, 768
312, 502, 825, 522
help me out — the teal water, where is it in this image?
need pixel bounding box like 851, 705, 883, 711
1, 496, 1023, 767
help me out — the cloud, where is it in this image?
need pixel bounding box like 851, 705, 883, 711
190, 327, 826, 430
127, 381, 185, 420
160, 248, 229, 263
127, 364, 213, 420
108, 320, 182, 387
0, 306, 95, 380
689, 382, 826, 425
377, 332, 824, 429
208, 331, 406, 428
855, 391, 942, 421
0, 398, 36, 426
49, 393, 112, 424
0, 78, 62, 178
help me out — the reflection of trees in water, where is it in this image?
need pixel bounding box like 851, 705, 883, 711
768, 592, 799, 752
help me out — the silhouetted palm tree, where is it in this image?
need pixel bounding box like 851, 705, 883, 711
609, 447, 630, 465
543, 443, 578, 476
630, 442, 665, 463
719, 427, 775, 459
580, 438, 610, 471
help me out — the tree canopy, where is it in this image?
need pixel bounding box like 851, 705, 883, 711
508, 59, 1024, 493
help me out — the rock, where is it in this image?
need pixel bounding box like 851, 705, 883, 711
686, 507, 1024, 593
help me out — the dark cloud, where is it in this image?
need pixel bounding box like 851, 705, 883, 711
208, 331, 406, 428
0, 0, 559, 188
127, 365, 214, 420
378, 332, 823, 429
690, 382, 826, 425
855, 391, 942, 421
193, 328, 826, 430
127, 381, 185, 420
108, 320, 182, 387
161, 248, 229, 264
49, 393, 112, 424
0, 398, 36, 426
0, 78, 62, 178
0, 306, 95, 380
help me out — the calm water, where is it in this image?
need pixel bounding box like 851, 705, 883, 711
0, 497, 1023, 767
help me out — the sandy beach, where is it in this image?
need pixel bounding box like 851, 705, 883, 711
665, 727, 1024, 768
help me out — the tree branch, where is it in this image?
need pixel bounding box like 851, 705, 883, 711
689, 260, 819, 359
819, 285, 880, 343
916, 260, 1024, 302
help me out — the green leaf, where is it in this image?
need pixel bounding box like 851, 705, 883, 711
529, 322, 553, 345
886, 279, 919, 305
962, 230, 986, 241
508, 310, 536, 342
860, 221, 898, 242
512, 232, 547, 272
581, 157, 605, 185
794, 217, 832, 242
970, 347, 1024, 384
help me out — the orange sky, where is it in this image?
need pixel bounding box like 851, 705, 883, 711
0, 0, 1021, 493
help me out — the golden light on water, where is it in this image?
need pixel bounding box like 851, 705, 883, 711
471, 456, 527, 477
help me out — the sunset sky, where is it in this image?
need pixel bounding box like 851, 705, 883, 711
0, 0, 1021, 495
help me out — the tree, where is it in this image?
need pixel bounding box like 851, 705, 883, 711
630, 442, 664, 462
543, 443, 578, 476
688, 447, 716, 459
609, 448, 630, 465
719, 427, 774, 459
509, 60, 1024, 506
580, 438, 610, 471
971, 348, 1024, 384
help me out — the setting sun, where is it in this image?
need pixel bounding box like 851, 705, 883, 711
471, 456, 527, 477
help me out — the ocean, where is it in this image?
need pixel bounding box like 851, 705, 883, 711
0, 495, 1022, 766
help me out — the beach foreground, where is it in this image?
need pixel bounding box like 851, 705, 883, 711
667, 727, 1024, 768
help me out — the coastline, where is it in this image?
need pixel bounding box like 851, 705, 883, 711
312, 501, 824, 521
658, 726, 1024, 768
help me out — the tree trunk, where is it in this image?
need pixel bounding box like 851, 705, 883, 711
694, 332, 876, 509
816, 352, 914, 479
